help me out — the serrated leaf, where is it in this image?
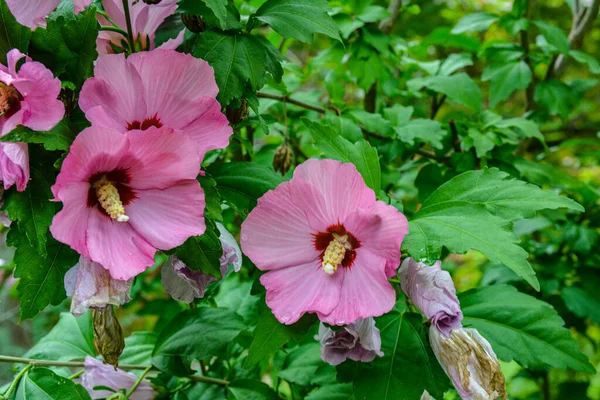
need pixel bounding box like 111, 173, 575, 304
347, 110, 394, 136
438, 53, 473, 76
176, 219, 223, 279
193, 30, 283, 105
277, 343, 333, 386
179, 0, 243, 30
227, 380, 279, 400
8, 226, 79, 321
533, 20, 569, 54
422, 73, 482, 112
303, 119, 381, 193
395, 119, 446, 150
14, 368, 91, 400
349, 312, 450, 400
199, 174, 223, 222
253, 0, 341, 43
0, 0, 31, 65
535, 80, 571, 118
25, 312, 95, 361
460, 285, 595, 373
452, 12, 499, 34
305, 384, 353, 400
1, 119, 76, 151
492, 117, 546, 147
120, 331, 157, 366
482, 61, 532, 107
570, 50, 600, 74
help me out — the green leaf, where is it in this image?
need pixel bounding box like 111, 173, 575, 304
206, 162, 282, 214
277, 343, 333, 386
460, 285, 595, 373
153, 307, 247, 369
482, 61, 532, 107
193, 30, 283, 105
349, 312, 450, 400
8, 226, 79, 321
227, 380, 279, 400
215, 276, 260, 325
303, 119, 381, 193
438, 53, 473, 76
244, 304, 316, 369
179, 0, 243, 30
176, 219, 223, 279
534, 80, 571, 118
120, 331, 157, 365
569, 50, 600, 74
451, 12, 499, 34
423, 73, 482, 112
347, 110, 394, 136
24, 312, 95, 361
395, 119, 446, 150
305, 384, 354, 400
29, 7, 99, 86
15, 368, 91, 400
0, 0, 31, 65
199, 174, 223, 222
492, 117, 546, 147
1, 119, 76, 151
533, 20, 569, 54
563, 287, 600, 324
467, 128, 496, 157
253, 0, 341, 43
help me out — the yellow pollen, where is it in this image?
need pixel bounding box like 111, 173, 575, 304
322, 235, 350, 275
94, 177, 129, 222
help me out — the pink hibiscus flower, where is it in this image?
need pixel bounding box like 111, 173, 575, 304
241, 159, 409, 325
6, 0, 91, 29
97, 0, 184, 54
50, 125, 206, 280
0, 49, 64, 191
79, 50, 232, 161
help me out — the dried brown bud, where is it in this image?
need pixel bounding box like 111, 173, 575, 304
181, 14, 206, 34
92, 306, 125, 369
225, 100, 248, 126
273, 144, 294, 175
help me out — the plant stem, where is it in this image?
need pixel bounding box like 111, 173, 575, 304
2, 364, 32, 399
256, 92, 329, 114
121, 0, 136, 53
99, 26, 129, 37
68, 369, 85, 380
126, 365, 152, 397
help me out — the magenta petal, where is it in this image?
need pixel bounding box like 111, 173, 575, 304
241, 181, 319, 271
261, 259, 343, 324
0, 142, 29, 191
50, 183, 92, 258
319, 249, 395, 325
127, 181, 206, 250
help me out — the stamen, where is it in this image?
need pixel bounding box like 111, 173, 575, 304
0, 83, 19, 116
93, 177, 129, 222
322, 237, 347, 275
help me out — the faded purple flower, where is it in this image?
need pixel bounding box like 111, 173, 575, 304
81, 356, 154, 400
162, 222, 242, 303
420, 390, 435, 400
429, 327, 507, 400
316, 317, 383, 366
399, 258, 463, 337
65, 257, 132, 316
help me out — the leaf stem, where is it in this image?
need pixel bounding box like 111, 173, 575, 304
99, 26, 129, 37
121, 0, 136, 53
126, 365, 153, 397
96, 9, 119, 27
2, 364, 32, 399
68, 369, 85, 380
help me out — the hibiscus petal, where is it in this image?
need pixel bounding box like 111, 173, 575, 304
0, 142, 29, 191
5, 0, 60, 28
261, 259, 343, 324
241, 181, 319, 271
126, 180, 206, 250
50, 182, 93, 258
156, 29, 185, 50
73, 0, 92, 14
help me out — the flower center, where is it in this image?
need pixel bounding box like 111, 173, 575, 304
314, 224, 361, 275
93, 176, 129, 222
322, 234, 354, 275
127, 114, 163, 131
0, 83, 21, 117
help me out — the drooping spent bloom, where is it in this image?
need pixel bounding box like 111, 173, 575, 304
50, 125, 205, 280
65, 256, 132, 316
241, 159, 409, 325
81, 356, 154, 400
79, 50, 232, 161
162, 222, 242, 303
0, 49, 64, 191
6, 0, 91, 28
420, 391, 435, 400
399, 258, 463, 338
430, 327, 507, 400
316, 317, 383, 366
97, 0, 183, 54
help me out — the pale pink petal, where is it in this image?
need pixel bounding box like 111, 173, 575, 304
261, 259, 343, 324
0, 142, 28, 191
161, 256, 216, 303
82, 356, 155, 400
86, 207, 156, 280
125, 127, 201, 190
126, 181, 206, 250
4, 49, 31, 80
5, 0, 60, 28
289, 159, 376, 232
316, 317, 383, 366
134, 0, 178, 37
156, 29, 185, 50
50, 183, 92, 258
319, 249, 395, 325
344, 201, 408, 278
101, 0, 127, 30
241, 181, 319, 271
73, 0, 92, 14
79, 54, 147, 131
217, 222, 242, 272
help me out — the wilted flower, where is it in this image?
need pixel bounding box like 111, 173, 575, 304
0, 49, 64, 191
5, 0, 91, 28
92, 306, 125, 368
97, 0, 183, 54
316, 317, 383, 366
399, 258, 463, 337
162, 223, 242, 303
65, 257, 132, 316
50, 125, 205, 280
273, 143, 294, 175
79, 50, 232, 161
429, 327, 507, 400
241, 159, 408, 325
81, 356, 154, 400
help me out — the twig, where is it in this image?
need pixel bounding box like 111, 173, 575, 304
520, 0, 536, 110
379, 0, 402, 34
122, 0, 136, 53
430, 95, 447, 119
256, 92, 329, 114
126, 365, 152, 397
2, 364, 32, 399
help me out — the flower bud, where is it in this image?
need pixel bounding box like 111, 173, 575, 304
316, 317, 383, 366
225, 100, 248, 126
181, 14, 205, 34
273, 143, 294, 175
81, 356, 155, 400
429, 327, 507, 400
399, 258, 463, 337
92, 306, 125, 369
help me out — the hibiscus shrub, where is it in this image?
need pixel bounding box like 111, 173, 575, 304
1, 0, 599, 399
